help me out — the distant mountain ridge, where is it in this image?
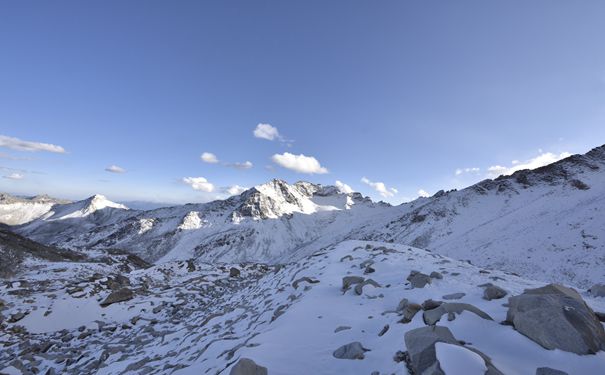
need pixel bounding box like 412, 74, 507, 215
9, 144, 605, 287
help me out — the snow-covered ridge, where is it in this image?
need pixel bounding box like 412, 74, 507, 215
41, 194, 128, 221
0, 193, 71, 225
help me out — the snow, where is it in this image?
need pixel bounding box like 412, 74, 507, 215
435, 342, 487, 375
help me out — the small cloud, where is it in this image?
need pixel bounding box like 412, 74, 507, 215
271, 152, 328, 174
201, 152, 219, 164
105, 165, 126, 173
226, 185, 247, 196
361, 177, 397, 198
3, 172, 24, 180
228, 161, 253, 170
254, 123, 280, 141
487, 151, 571, 177
418, 189, 430, 198
182, 177, 215, 192
455, 167, 480, 176
335, 180, 353, 194
0, 135, 66, 153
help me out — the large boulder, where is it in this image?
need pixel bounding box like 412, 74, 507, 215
404, 326, 503, 375
536, 368, 568, 375
230, 358, 267, 375
483, 285, 508, 301
506, 284, 605, 354
342, 276, 365, 291
407, 271, 432, 288
333, 342, 369, 360
423, 302, 493, 325
100, 288, 134, 307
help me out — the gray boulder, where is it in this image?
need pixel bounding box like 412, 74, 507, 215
536, 368, 569, 375
442, 292, 465, 300
506, 284, 605, 354
396, 298, 422, 323
230, 358, 267, 375
423, 302, 493, 325
483, 285, 508, 301
407, 271, 432, 288
342, 276, 365, 291
100, 288, 134, 307
229, 267, 241, 277
354, 279, 381, 295
333, 341, 369, 360
430, 271, 443, 279
404, 326, 503, 375
589, 284, 605, 298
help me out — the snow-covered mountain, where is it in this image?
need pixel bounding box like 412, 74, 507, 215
0, 193, 71, 225
13, 145, 605, 288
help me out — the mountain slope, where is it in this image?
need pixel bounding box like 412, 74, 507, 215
14, 145, 605, 287
1, 240, 603, 374
0, 193, 71, 225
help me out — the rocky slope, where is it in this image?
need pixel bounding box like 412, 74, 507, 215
1, 240, 604, 374
12, 145, 605, 288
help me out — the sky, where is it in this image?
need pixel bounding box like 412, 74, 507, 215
1, 1, 605, 205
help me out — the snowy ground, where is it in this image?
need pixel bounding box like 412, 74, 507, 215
2, 240, 604, 374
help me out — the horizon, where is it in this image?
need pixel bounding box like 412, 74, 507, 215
2, 1, 605, 204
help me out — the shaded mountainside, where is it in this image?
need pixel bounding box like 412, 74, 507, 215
11, 145, 605, 287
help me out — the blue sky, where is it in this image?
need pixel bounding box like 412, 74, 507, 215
1, 1, 605, 204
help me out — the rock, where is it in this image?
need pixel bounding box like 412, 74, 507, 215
423, 303, 493, 325
229, 358, 267, 375
8, 311, 27, 323
595, 311, 605, 322
407, 271, 431, 288
430, 271, 443, 279
442, 292, 465, 300
334, 326, 351, 333
378, 324, 389, 336
483, 285, 508, 300
404, 326, 503, 375
292, 277, 319, 289
342, 276, 365, 291
536, 368, 569, 375
421, 299, 442, 310
398, 300, 422, 324
506, 284, 605, 354
332, 342, 370, 360
364, 265, 375, 274
229, 267, 240, 278
106, 274, 130, 290
100, 288, 134, 307
354, 279, 381, 295
589, 284, 605, 298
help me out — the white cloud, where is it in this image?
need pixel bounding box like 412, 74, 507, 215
182, 177, 215, 192
455, 167, 480, 176
418, 189, 430, 198
487, 151, 571, 177
0, 135, 66, 153
361, 177, 397, 198
105, 165, 126, 173
226, 185, 247, 196
253, 123, 280, 141
201, 152, 219, 164
3, 172, 24, 180
229, 161, 253, 170
335, 180, 353, 194
271, 152, 328, 174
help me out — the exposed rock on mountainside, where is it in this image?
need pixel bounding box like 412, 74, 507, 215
0, 193, 71, 225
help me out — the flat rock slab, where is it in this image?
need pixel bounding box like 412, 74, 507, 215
230, 358, 268, 375
333, 342, 369, 360
100, 288, 134, 307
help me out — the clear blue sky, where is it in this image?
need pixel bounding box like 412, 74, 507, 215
1, 1, 604, 204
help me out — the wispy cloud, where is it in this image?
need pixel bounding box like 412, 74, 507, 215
455, 167, 480, 176
417, 189, 430, 198
335, 180, 353, 194
105, 165, 126, 173
487, 151, 571, 177
182, 176, 215, 192
225, 185, 247, 195
361, 177, 397, 198
272, 152, 328, 174
228, 161, 253, 170
3, 172, 24, 180
0, 135, 66, 153
201, 152, 219, 164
